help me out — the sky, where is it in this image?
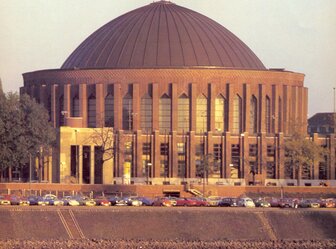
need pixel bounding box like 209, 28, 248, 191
0, 0, 335, 116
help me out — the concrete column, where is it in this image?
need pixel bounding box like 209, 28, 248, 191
78, 145, 83, 184
242, 132, 249, 180
225, 132, 232, 178
90, 145, 95, 184
330, 134, 335, 180
227, 83, 234, 133
278, 132, 285, 179
258, 84, 265, 133
64, 84, 71, 114
313, 133, 319, 179
79, 84, 87, 127
152, 84, 159, 131
259, 132, 267, 183
189, 131, 196, 177
51, 84, 57, 127
272, 85, 279, 133
114, 84, 122, 129
154, 130, 161, 178
171, 131, 178, 177
118, 131, 125, 178
136, 130, 143, 177
96, 83, 104, 127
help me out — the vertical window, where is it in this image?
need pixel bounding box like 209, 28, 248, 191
215, 95, 226, 132
250, 95, 258, 134
72, 95, 80, 117
122, 93, 133, 130
160, 142, 169, 178
266, 162, 276, 179
105, 93, 114, 127
88, 94, 96, 128
140, 94, 152, 132
266, 96, 271, 133
212, 144, 222, 178
195, 143, 205, 178
232, 95, 242, 134
177, 94, 189, 133
142, 142, 151, 178
231, 144, 240, 178
159, 94, 171, 133
196, 94, 208, 133
177, 142, 186, 178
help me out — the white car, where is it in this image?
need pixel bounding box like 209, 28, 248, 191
238, 198, 255, 208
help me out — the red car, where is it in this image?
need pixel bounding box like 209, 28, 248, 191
153, 197, 177, 207
94, 196, 111, 206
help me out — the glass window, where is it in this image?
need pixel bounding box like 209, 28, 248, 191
232, 95, 242, 134
266, 161, 275, 179
88, 94, 96, 128
122, 93, 133, 130
250, 95, 257, 134
177, 94, 189, 133
215, 95, 226, 132
196, 94, 208, 133
105, 93, 114, 127
159, 94, 171, 133
140, 94, 152, 132
212, 144, 222, 178
59, 95, 64, 126
231, 144, 240, 178
160, 143, 169, 178
278, 97, 282, 132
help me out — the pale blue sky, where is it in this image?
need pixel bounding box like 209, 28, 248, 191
0, 0, 335, 116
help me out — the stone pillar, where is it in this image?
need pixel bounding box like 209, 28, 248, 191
313, 133, 319, 179
171, 131, 178, 178
242, 132, 249, 180
64, 84, 71, 115
79, 84, 87, 127
190, 83, 197, 132
136, 130, 143, 177
189, 131, 196, 178
90, 145, 95, 184
78, 145, 83, 184
277, 132, 285, 179
259, 84, 265, 133
225, 132, 232, 178
227, 84, 234, 133
154, 130, 161, 178
51, 84, 57, 127
133, 83, 140, 131
171, 83, 178, 132
244, 84, 251, 133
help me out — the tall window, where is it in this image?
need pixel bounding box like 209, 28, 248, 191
278, 97, 282, 132
159, 94, 171, 133
250, 95, 258, 134
88, 94, 96, 128
72, 95, 80, 117
122, 93, 133, 130
177, 94, 189, 133
177, 142, 186, 178
266, 96, 271, 133
140, 94, 152, 132
215, 95, 226, 132
196, 94, 208, 133
105, 93, 114, 127
232, 95, 242, 134
212, 144, 222, 178
160, 142, 169, 178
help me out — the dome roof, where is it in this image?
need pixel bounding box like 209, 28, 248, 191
61, 1, 265, 70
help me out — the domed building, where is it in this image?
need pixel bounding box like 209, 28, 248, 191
21, 1, 332, 187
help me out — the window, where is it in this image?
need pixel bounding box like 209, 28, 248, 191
267, 145, 275, 157
250, 96, 257, 134
59, 95, 64, 126
231, 144, 240, 178
159, 94, 171, 133
105, 93, 114, 127
266, 161, 275, 179
215, 95, 226, 132
88, 94, 96, 128
122, 93, 133, 130
72, 95, 80, 117
195, 143, 205, 178
232, 95, 242, 134
249, 144, 258, 157
160, 143, 169, 178
196, 94, 208, 133
140, 94, 152, 132
177, 94, 189, 133
212, 144, 222, 178
278, 97, 282, 132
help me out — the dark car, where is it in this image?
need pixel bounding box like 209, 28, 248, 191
254, 199, 271, 208
136, 197, 154, 206
218, 197, 238, 207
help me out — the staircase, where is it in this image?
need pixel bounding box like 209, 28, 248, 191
187, 188, 203, 197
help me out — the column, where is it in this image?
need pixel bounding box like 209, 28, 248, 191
51, 84, 57, 127
78, 145, 83, 184
171, 131, 178, 178
136, 130, 143, 177
96, 83, 104, 127
90, 145, 95, 184
79, 84, 87, 127
313, 133, 319, 179
277, 132, 285, 179
189, 131, 196, 178
154, 130, 161, 178
152, 83, 159, 131
225, 132, 232, 178
330, 134, 335, 180
244, 84, 251, 133
114, 84, 122, 129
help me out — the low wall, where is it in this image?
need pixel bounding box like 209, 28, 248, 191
0, 207, 335, 241
0, 183, 335, 198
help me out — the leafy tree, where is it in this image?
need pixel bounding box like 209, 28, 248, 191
284, 130, 329, 186
196, 154, 213, 184
0, 93, 56, 182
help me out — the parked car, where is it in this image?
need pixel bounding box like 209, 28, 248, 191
206, 196, 222, 207
189, 197, 209, 207
28, 196, 49, 206
153, 197, 177, 207
238, 197, 255, 208
44, 196, 64, 206
269, 198, 281, 207
136, 197, 154, 206
324, 198, 336, 208
254, 198, 271, 208
124, 197, 143, 206
0, 196, 11, 205
279, 198, 295, 208
94, 196, 111, 206
218, 197, 238, 207
108, 196, 123, 206
62, 196, 80, 206
7, 195, 30, 206
76, 196, 96, 206
306, 199, 321, 208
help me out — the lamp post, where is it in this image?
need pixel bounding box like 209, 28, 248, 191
147, 162, 152, 185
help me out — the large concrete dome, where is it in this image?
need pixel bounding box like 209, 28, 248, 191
62, 1, 266, 70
